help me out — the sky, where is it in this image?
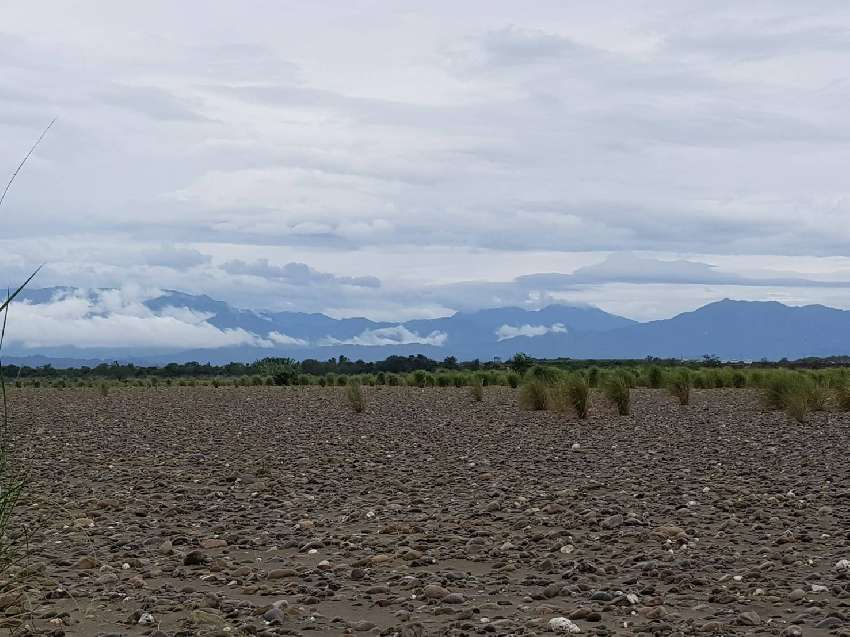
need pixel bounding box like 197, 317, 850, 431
4, 0, 850, 333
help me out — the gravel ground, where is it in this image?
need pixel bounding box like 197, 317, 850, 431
4, 386, 850, 637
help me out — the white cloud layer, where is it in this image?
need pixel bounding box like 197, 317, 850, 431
495, 323, 567, 341
320, 326, 448, 347
6, 293, 269, 350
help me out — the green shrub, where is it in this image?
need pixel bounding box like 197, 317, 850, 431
506, 372, 519, 389
386, 373, 400, 386
587, 367, 599, 388
602, 374, 631, 415
99, 382, 109, 397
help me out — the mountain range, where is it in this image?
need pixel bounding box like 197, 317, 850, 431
6, 287, 850, 366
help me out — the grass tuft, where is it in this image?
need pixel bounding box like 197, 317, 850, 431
470, 377, 484, 402
518, 379, 548, 411
346, 381, 365, 413
602, 374, 631, 415
669, 369, 691, 406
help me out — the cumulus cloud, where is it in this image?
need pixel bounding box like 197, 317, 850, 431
495, 323, 567, 341
320, 326, 448, 347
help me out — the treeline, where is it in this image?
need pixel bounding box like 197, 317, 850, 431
1, 354, 498, 383
5, 352, 850, 384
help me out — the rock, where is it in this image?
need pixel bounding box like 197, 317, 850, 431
816, 617, 843, 629
351, 620, 377, 631
422, 584, 450, 600
443, 592, 465, 604
738, 611, 761, 626
268, 568, 297, 579
183, 550, 208, 566
811, 584, 830, 593
191, 609, 223, 625
399, 624, 425, 637
549, 617, 582, 633
780, 626, 803, 637
601, 514, 623, 529
200, 538, 227, 549
137, 612, 155, 626
788, 588, 806, 602
73, 557, 97, 570
835, 559, 850, 573
262, 607, 287, 625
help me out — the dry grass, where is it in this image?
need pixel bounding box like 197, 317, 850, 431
346, 381, 364, 413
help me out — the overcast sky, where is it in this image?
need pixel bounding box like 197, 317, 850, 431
4, 0, 850, 325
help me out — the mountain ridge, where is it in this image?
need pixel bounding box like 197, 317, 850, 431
8, 288, 850, 365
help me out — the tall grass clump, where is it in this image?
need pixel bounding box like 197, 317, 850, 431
470, 376, 484, 402
761, 371, 797, 410
647, 366, 664, 389
669, 369, 691, 405
526, 365, 561, 384
518, 379, 548, 411
567, 376, 590, 419
346, 380, 364, 413
835, 383, 850, 411
784, 385, 810, 423
602, 373, 631, 415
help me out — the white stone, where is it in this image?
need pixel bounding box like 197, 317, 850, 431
549, 617, 582, 633
138, 612, 155, 625
811, 584, 829, 593
834, 559, 850, 572
560, 545, 574, 554
571, 443, 581, 450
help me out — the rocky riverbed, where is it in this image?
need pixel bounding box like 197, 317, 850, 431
4, 386, 850, 636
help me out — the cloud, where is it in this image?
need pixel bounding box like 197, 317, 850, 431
320, 326, 448, 347
495, 323, 567, 341
5, 291, 269, 350
221, 259, 381, 288
267, 331, 308, 346
4, 2, 850, 326
100, 85, 211, 122
141, 245, 211, 269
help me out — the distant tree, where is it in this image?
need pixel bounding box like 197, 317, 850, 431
509, 352, 534, 375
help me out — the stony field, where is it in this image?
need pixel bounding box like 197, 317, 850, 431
4, 386, 850, 637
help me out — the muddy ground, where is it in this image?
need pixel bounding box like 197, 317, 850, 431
4, 386, 850, 636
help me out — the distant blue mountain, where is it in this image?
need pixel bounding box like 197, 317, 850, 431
10, 289, 850, 365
